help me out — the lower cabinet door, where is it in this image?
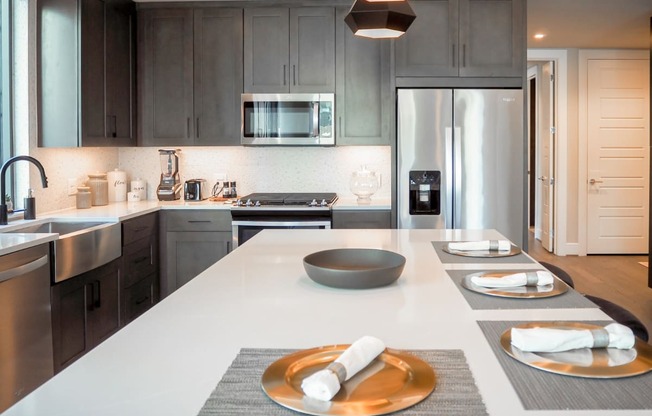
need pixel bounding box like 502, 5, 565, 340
164, 231, 231, 297
87, 259, 121, 346
51, 258, 122, 373
51, 276, 88, 373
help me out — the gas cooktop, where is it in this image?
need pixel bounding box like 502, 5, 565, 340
234, 193, 338, 208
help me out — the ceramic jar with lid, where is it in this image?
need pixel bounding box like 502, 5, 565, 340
76, 186, 92, 209
87, 173, 109, 206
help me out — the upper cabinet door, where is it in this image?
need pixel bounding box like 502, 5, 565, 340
289, 7, 335, 93
458, 0, 524, 77
194, 8, 243, 145
104, 0, 136, 144
335, 7, 391, 145
138, 8, 195, 146
244, 8, 290, 93
395, 0, 458, 77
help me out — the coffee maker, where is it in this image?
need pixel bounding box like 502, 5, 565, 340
156, 149, 182, 201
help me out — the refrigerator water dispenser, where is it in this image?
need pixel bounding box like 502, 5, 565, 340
409, 171, 440, 215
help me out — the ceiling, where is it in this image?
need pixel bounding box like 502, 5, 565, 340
527, 0, 652, 49
135, 0, 652, 49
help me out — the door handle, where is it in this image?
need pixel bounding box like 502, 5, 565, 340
589, 178, 604, 185
538, 176, 547, 181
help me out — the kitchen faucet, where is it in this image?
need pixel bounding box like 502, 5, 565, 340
0, 155, 48, 225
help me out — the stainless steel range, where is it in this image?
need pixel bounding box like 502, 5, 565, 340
231, 193, 338, 248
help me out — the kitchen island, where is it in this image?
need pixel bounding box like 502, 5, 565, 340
3, 229, 648, 416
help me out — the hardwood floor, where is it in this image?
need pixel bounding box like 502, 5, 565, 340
526, 232, 652, 339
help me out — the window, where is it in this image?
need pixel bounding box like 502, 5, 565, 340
0, 0, 12, 206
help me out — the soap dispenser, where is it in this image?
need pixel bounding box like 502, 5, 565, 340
24, 188, 35, 220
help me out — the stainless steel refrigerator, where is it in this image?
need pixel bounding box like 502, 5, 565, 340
397, 89, 525, 246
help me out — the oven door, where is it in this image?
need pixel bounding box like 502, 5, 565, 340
232, 220, 331, 249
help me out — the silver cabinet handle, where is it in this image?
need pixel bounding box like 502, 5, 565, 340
293, 65, 296, 85
589, 178, 604, 185
452, 44, 456, 67
283, 65, 287, 85
462, 44, 466, 67
196, 118, 200, 139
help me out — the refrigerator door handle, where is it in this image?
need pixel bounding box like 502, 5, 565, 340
445, 127, 454, 229
453, 126, 463, 229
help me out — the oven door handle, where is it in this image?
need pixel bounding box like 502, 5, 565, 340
232, 220, 332, 228
312, 102, 320, 138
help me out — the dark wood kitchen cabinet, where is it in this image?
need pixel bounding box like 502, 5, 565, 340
121, 212, 159, 325
138, 7, 243, 146
161, 210, 232, 298
332, 210, 392, 229
39, 0, 136, 147
244, 7, 335, 93
51, 258, 121, 373
395, 0, 524, 80
335, 7, 392, 145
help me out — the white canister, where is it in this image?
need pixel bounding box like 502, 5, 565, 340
107, 168, 127, 202
131, 178, 147, 200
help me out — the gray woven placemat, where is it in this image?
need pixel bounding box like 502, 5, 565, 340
478, 320, 652, 410
198, 348, 487, 415
446, 269, 599, 310
431, 242, 533, 264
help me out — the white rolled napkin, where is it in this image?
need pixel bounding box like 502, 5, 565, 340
448, 240, 511, 252
511, 323, 635, 353
301, 336, 386, 401
471, 270, 554, 288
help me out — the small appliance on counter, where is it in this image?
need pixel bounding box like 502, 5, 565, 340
184, 179, 208, 201
157, 149, 182, 201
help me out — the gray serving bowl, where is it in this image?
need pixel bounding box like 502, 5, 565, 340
303, 248, 406, 289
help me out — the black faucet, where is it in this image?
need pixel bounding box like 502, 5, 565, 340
0, 156, 48, 225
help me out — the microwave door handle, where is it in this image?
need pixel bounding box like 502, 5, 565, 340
312, 102, 319, 137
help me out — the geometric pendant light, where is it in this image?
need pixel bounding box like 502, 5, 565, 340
344, 0, 417, 39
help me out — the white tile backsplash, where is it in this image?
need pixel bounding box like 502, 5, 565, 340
118, 146, 392, 201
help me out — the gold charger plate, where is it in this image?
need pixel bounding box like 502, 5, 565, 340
462, 271, 568, 298
442, 243, 522, 258
261, 345, 436, 416
500, 322, 652, 378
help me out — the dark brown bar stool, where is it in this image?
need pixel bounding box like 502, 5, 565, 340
538, 261, 575, 288
538, 261, 648, 342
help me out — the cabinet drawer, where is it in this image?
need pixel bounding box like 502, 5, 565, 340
165, 210, 232, 232
123, 237, 156, 288
332, 210, 391, 229
123, 212, 158, 246
123, 273, 155, 324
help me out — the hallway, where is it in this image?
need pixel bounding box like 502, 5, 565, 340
527, 232, 652, 339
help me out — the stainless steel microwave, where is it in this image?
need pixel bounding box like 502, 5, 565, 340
241, 93, 334, 146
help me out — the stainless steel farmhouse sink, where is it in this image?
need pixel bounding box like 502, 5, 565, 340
7, 220, 121, 282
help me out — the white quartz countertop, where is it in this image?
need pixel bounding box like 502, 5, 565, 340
0, 197, 390, 255
4, 229, 623, 416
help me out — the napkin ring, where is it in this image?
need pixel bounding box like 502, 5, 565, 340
591, 329, 610, 348
525, 272, 539, 286
489, 240, 500, 251
326, 362, 347, 383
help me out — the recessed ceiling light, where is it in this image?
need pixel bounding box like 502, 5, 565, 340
533, 33, 546, 40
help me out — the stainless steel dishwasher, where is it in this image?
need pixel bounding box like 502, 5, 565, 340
0, 243, 54, 412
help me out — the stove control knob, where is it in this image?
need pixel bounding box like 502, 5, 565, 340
235, 199, 242, 206
255, 201, 261, 207
245, 199, 253, 206
320, 199, 328, 206
309, 199, 318, 207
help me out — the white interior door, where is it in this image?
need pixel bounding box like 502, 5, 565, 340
538, 61, 555, 251
586, 59, 650, 254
